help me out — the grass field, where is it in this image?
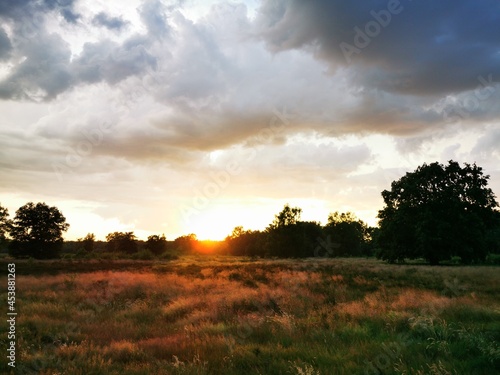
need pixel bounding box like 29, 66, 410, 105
1, 257, 499, 374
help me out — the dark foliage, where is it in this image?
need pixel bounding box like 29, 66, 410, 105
0, 203, 10, 244
324, 212, 371, 257
173, 233, 198, 253
9, 202, 69, 259
78, 233, 95, 253
145, 234, 168, 255
376, 161, 499, 264
226, 205, 372, 258
105, 232, 138, 254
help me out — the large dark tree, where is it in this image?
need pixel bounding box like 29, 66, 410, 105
377, 161, 499, 264
9, 202, 69, 259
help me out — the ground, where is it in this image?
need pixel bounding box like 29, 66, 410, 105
0, 257, 499, 374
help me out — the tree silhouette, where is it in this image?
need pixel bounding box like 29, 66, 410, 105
226, 226, 267, 257
0, 204, 10, 244
268, 204, 302, 230
174, 234, 198, 253
9, 202, 69, 259
78, 233, 96, 253
145, 234, 168, 255
324, 212, 370, 257
377, 161, 499, 264
265, 204, 323, 257
106, 232, 138, 254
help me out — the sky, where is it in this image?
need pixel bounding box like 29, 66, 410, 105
1, 0, 499, 241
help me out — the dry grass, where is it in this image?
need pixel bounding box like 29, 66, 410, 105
0, 257, 499, 374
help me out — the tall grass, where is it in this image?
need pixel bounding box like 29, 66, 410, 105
0, 257, 498, 374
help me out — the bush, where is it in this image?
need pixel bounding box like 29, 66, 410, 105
130, 249, 155, 260
159, 251, 178, 261
486, 253, 500, 265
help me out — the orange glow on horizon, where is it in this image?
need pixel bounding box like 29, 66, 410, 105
193, 240, 225, 254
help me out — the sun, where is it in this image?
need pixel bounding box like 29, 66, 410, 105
185, 207, 238, 241
181, 199, 335, 241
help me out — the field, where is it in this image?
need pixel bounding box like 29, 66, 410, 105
1, 257, 499, 374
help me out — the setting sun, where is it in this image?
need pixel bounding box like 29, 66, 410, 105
184, 204, 261, 241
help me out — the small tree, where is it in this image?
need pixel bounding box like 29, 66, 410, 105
225, 226, 267, 257
9, 202, 69, 259
265, 205, 323, 257
377, 161, 499, 264
174, 234, 197, 253
106, 232, 138, 254
145, 234, 167, 255
268, 204, 302, 230
324, 212, 369, 257
78, 233, 96, 253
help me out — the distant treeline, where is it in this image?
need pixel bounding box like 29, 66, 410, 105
1, 161, 500, 264
224, 207, 374, 258
10, 206, 376, 260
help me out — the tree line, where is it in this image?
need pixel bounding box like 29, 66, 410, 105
1, 160, 499, 264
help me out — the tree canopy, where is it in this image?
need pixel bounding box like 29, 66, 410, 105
78, 233, 96, 253
145, 234, 168, 255
9, 202, 69, 259
324, 212, 370, 257
268, 204, 302, 229
224, 205, 373, 258
106, 232, 138, 254
376, 160, 499, 264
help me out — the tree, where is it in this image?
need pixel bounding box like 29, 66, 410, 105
174, 234, 198, 253
377, 161, 499, 264
145, 234, 167, 255
225, 226, 267, 257
324, 212, 370, 257
265, 205, 323, 257
78, 233, 96, 253
0, 204, 10, 244
9, 202, 69, 259
106, 232, 138, 254
268, 204, 302, 230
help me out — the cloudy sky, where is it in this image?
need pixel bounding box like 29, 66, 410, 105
1, 0, 499, 241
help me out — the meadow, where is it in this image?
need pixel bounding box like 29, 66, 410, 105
1, 257, 499, 374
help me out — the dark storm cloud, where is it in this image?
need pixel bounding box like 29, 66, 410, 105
61, 8, 80, 23
72, 36, 157, 85
0, 30, 158, 100
0, 0, 79, 21
0, 32, 72, 100
0, 0, 32, 16
92, 12, 129, 31
0, 27, 11, 60
0, 0, 163, 101
255, 0, 500, 96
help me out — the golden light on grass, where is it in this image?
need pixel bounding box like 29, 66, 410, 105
8, 258, 500, 374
